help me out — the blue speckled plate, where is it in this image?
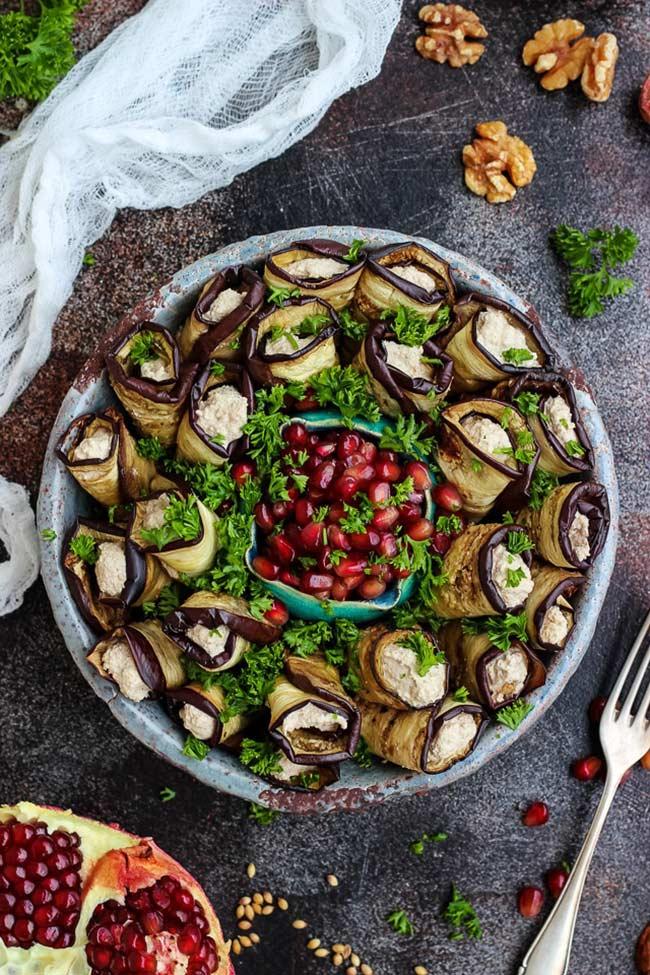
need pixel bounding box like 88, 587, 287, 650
37, 226, 619, 814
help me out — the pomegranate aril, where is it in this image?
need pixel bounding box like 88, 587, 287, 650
346, 529, 380, 551
15, 898, 34, 917
13, 917, 34, 942
264, 599, 289, 627
271, 500, 292, 520
407, 518, 434, 541
300, 521, 325, 552
332, 475, 359, 501
89, 945, 114, 968
334, 554, 368, 578
301, 571, 334, 595
358, 440, 377, 463
345, 462, 375, 484
37, 924, 61, 946
546, 867, 569, 899
371, 506, 399, 532
34, 904, 59, 926
254, 502, 275, 533
337, 431, 361, 459
403, 460, 432, 491
32, 888, 53, 906
54, 889, 80, 910
178, 925, 202, 953
12, 878, 35, 897
518, 886, 544, 918
252, 556, 279, 580
309, 460, 336, 492
294, 498, 315, 526
588, 695, 607, 723
283, 422, 308, 448
357, 578, 386, 599
268, 533, 295, 565
327, 501, 345, 524
0, 894, 16, 910
331, 580, 349, 601
25, 861, 48, 881
317, 547, 333, 571
327, 525, 350, 551
12, 824, 35, 845
59, 870, 78, 889
4, 847, 28, 866
571, 755, 602, 781
367, 480, 391, 505
315, 441, 336, 459
399, 502, 422, 524
123, 926, 147, 951
378, 533, 398, 559
279, 569, 300, 588
374, 459, 400, 482
432, 482, 462, 512
521, 802, 549, 827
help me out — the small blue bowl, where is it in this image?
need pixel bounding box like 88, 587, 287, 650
245, 410, 435, 622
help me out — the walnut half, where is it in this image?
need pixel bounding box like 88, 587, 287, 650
416, 3, 487, 68
581, 33, 619, 102
522, 19, 594, 91
462, 121, 537, 204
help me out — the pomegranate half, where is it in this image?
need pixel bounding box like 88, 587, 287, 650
0, 802, 232, 975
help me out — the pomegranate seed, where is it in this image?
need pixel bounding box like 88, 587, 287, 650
178, 925, 202, 954
327, 501, 345, 523
315, 441, 336, 460
518, 886, 544, 918
371, 506, 399, 532
546, 867, 569, 899
374, 459, 401, 482
337, 432, 361, 459
345, 462, 375, 484
317, 547, 333, 571
34, 905, 59, 926
571, 755, 602, 781
367, 563, 393, 583
142, 912, 163, 935
231, 460, 256, 485
327, 525, 351, 551
12, 825, 35, 845
89, 945, 113, 968
334, 554, 368, 578
403, 460, 432, 491
406, 518, 434, 541
300, 572, 334, 595
399, 502, 422, 524
357, 577, 386, 599
378, 533, 398, 559
332, 475, 359, 501
376, 449, 397, 463
294, 498, 314, 526
268, 533, 295, 566
37, 924, 61, 946
13, 917, 34, 942
346, 529, 380, 551
264, 599, 289, 627
252, 556, 279, 580
308, 460, 336, 493
367, 480, 391, 505
588, 696, 607, 723
5, 848, 28, 866
358, 440, 377, 463
432, 482, 462, 512
0, 894, 16, 911
279, 569, 300, 588
271, 500, 292, 520
283, 422, 308, 448
430, 531, 451, 556
521, 802, 549, 827
331, 580, 349, 601
254, 502, 275, 533
341, 572, 365, 591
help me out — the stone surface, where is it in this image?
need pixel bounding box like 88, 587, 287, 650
1, 1, 649, 973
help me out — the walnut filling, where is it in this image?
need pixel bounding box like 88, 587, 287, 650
485, 647, 529, 705
195, 384, 248, 444
102, 639, 150, 702
141, 495, 170, 530
461, 414, 512, 458
381, 642, 446, 708
539, 602, 573, 647
475, 307, 540, 365
281, 703, 347, 735
179, 703, 217, 741
390, 263, 439, 293
543, 394, 578, 447
568, 511, 591, 562
491, 543, 534, 608
186, 623, 228, 658
264, 331, 313, 357
71, 426, 113, 462
140, 357, 175, 382
384, 341, 434, 381
94, 541, 127, 597
284, 256, 345, 279
427, 712, 479, 772
202, 287, 244, 323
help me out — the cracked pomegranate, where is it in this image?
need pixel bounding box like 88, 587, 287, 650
0, 802, 232, 975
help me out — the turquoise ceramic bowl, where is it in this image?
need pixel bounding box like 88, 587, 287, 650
244, 410, 435, 622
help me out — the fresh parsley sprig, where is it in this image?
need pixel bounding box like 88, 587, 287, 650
461, 612, 529, 652
142, 585, 181, 619
386, 909, 414, 936
551, 225, 639, 318
338, 307, 367, 342
379, 414, 434, 458
380, 304, 450, 347
69, 533, 98, 564
528, 467, 559, 510
443, 885, 483, 941
140, 495, 201, 550
129, 330, 161, 367
182, 734, 209, 761
267, 285, 301, 307
248, 802, 280, 825
310, 366, 381, 427
496, 699, 534, 730
240, 738, 282, 777
342, 239, 366, 263
398, 631, 445, 677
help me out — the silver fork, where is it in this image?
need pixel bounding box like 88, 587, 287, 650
518, 609, 650, 975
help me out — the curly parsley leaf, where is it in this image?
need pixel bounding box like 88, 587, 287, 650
342, 239, 366, 263
248, 802, 280, 825
443, 884, 483, 941
240, 738, 282, 777
386, 909, 414, 936
41, 528, 57, 541
69, 533, 98, 564
398, 630, 445, 677
380, 304, 450, 347
129, 330, 161, 367
140, 495, 201, 550
528, 467, 559, 510
142, 585, 181, 619
551, 225, 639, 319
338, 307, 367, 342
182, 735, 209, 761
379, 414, 434, 458
461, 612, 529, 652
495, 699, 534, 730
267, 285, 301, 307
310, 366, 381, 427
136, 436, 167, 461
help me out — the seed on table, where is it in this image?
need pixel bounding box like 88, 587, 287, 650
415, 967, 428, 975
262, 905, 274, 915
327, 874, 339, 887
251, 933, 260, 944
346, 968, 357, 975
293, 919, 308, 929
240, 896, 251, 905
232, 939, 241, 955
315, 947, 329, 957
342, 946, 352, 959
277, 897, 289, 910
238, 920, 252, 931
247, 863, 256, 879
245, 905, 254, 921
333, 943, 346, 953
307, 938, 321, 950
240, 936, 252, 948
360, 966, 373, 975
263, 890, 273, 903
235, 905, 245, 919
253, 892, 264, 905
253, 903, 262, 915
351, 953, 361, 967
333, 953, 344, 966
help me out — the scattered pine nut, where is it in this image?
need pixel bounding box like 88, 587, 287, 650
253, 892, 264, 905
360, 966, 373, 975
263, 890, 273, 903
262, 905, 274, 915
327, 874, 339, 887
342, 945, 352, 959
232, 939, 241, 955
244, 905, 254, 921
351, 953, 361, 967
238, 920, 252, 931
315, 947, 329, 958
307, 938, 321, 950
277, 897, 289, 911
240, 936, 252, 948
246, 863, 256, 879
235, 905, 244, 919
333, 953, 344, 966
253, 903, 262, 915
346, 968, 358, 975
414, 967, 428, 975
292, 919, 308, 929
333, 943, 346, 954
250, 933, 260, 944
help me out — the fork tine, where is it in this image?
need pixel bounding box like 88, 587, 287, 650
635, 680, 650, 728
604, 610, 650, 718
620, 638, 650, 719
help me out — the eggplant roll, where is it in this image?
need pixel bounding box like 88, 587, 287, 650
518, 481, 610, 570
444, 294, 552, 392
525, 565, 585, 652
436, 398, 538, 519
356, 625, 449, 710
491, 372, 593, 475
166, 683, 250, 747
178, 265, 265, 362
56, 407, 157, 507
268, 655, 361, 765
439, 622, 546, 711
354, 319, 453, 418
266, 757, 340, 792
176, 362, 254, 466
353, 241, 455, 322
63, 518, 171, 633
88, 620, 185, 702
429, 523, 534, 618
163, 592, 280, 672
263, 238, 366, 311
129, 490, 219, 577
106, 322, 198, 446
244, 296, 339, 385
360, 696, 486, 774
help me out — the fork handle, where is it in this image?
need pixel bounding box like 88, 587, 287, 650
518, 775, 619, 975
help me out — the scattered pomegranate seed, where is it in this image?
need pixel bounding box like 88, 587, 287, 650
432, 482, 462, 512
264, 599, 289, 627
546, 867, 569, 899
279, 569, 300, 588
309, 461, 337, 493
521, 802, 549, 827
300, 521, 325, 552
430, 531, 451, 556
337, 431, 361, 459
301, 571, 334, 595
231, 460, 256, 485
571, 755, 603, 781
588, 695, 607, 723
517, 886, 544, 918
252, 556, 279, 581
332, 475, 360, 501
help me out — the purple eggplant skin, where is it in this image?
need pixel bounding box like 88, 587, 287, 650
478, 524, 534, 614
558, 481, 610, 568
265, 238, 367, 288
190, 265, 265, 364
106, 320, 198, 403
363, 319, 454, 414
162, 603, 281, 669
186, 361, 255, 462
243, 295, 339, 385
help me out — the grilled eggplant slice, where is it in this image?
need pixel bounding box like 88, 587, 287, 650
353, 241, 455, 321
360, 696, 486, 773
106, 322, 198, 445
166, 683, 250, 747
88, 621, 185, 701
268, 655, 361, 765
263, 238, 366, 311
437, 398, 539, 519
491, 372, 593, 475
176, 362, 254, 465
244, 296, 339, 385
439, 621, 546, 711
525, 564, 585, 652
163, 592, 280, 673
517, 481, 610, 570
354, 319, 453, 418
355, 625, 449, 710
129, 490, 219, 577
178, 265, 265, 362
429, 523, 534, 618
444, 294, 552, 392
56, 407, 157, 507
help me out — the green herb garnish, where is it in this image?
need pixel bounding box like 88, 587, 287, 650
452, 686, 470, 702
379, 414, 434, 458
160, 787, 176, 802
69, 534, 98, 564
506, 567, 526, 589
41, 528, 57, 541
240, 738, 283, 777
398, 631, 445, 677
512, 391, 541, 416
529, 467, 559, 510
142, 585, 181, 619
310, 366, 381, 427
129, 330, 161, 367
209, 360, 226, 377
338, 307, 367, 342
82, 251, 96, 267
248, 802, 280, 825
140, 495, 201, 550
381, 304, 450, 347
501, 347, 534, 366
386, 909, 414, 936
267, 285, 301, 307
551, 225, 638, 318
352, 737, 374, 768
564, 439, 586, 458
506, 530, 534, 556
443, 885, 483, 941
182, 735, 209, 761
409, 831, 448, 855
495, 699, 534, 730
342, 239, 365, 263
136, 436, 167, 460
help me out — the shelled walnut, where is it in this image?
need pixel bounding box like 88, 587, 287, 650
416, 3, 487, 67
462, 121, 536, 204
522, 19, 594, 91
581, 33, 619, 102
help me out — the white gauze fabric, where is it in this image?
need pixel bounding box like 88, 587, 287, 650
0, 0, 401, 415
0, 0, 400, 615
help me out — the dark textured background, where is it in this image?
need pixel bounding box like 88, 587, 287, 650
1, 1, 649, 973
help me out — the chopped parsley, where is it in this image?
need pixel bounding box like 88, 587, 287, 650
159, 787, 176, 802
501, 347, 534, 366
129, 330, 161, 367
248, 802, 280, 825
136, 436, 167, 460
505, 567, 526, 589
342, 238, 366, 262
386, 909, 414, 936
82, 251, 96, 267
409, 831, 447, 855
142, 585, 181, 619
529, 467, 559, 510
186, 641, 286, 722
140, 495, 201, 550
182, 735, 210, 761
398, 631, 445, 676
495, 699, 534, 730
470, 458, 483, 473
340, 495, 374, 534
69, 533, 98, 564
209, 360, 226, 377
310, 366, 381, 427
239, 738, 283, 777
452, 686, 470, 703
461, 612, 529, 652
282, 620, 332, 658
242, 386, 289, 475
352, 737, 374, 768
435, 514, 462, 536
512, 391, 541, 416
380, 303, 450, 347
338, 307, 367, 342
267, 285, 301, 307
564, 439, 586, 458
443, 885, 483, 941
506, 530, 534, 556
40, 528, 57, 541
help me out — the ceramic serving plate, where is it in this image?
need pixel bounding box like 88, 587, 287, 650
37, 225, 619, 814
